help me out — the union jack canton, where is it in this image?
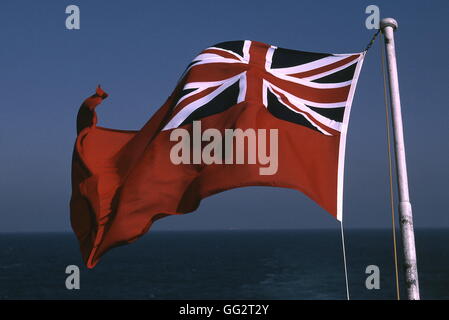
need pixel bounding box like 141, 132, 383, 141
162, 40, 365, 137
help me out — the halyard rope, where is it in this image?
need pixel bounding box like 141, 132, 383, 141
339, 30, 399, 300
365, 29, 381, 52
340, 221, 350, 300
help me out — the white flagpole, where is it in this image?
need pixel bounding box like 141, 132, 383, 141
380, 18, 420, 300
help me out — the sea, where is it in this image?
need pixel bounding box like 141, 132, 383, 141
0, 229, 447, 300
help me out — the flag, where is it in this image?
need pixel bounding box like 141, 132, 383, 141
71, 40, 365, 268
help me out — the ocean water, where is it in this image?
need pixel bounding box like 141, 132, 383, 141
0, 229, 447, 300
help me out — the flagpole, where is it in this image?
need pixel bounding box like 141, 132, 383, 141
380, 18, 420, 300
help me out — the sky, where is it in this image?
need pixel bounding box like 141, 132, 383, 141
0, 0, 448, 232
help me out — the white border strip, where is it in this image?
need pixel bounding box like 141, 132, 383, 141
336, 52, 366, 221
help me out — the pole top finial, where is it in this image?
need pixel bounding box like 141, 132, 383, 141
380, 18, 398, 30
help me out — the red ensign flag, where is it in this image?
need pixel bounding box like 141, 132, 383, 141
71, 40, 365, 268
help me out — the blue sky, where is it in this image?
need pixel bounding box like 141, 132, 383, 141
0, 0, 448, 232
